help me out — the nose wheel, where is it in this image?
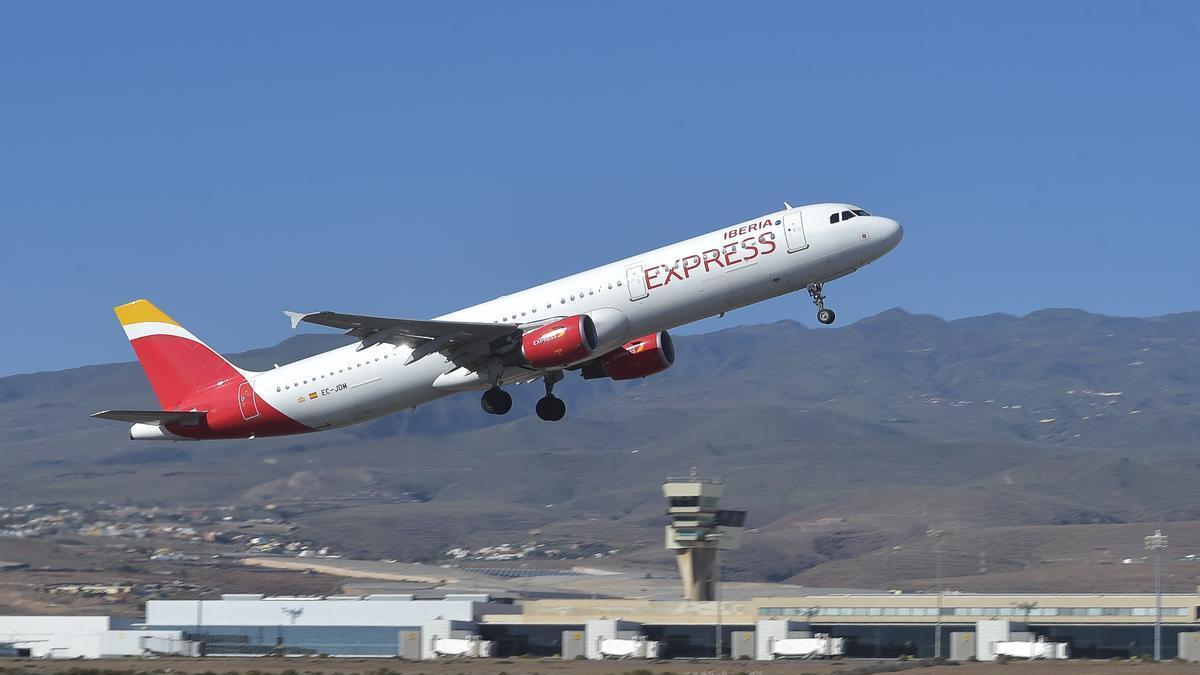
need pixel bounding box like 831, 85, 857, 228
808, 283, 836, 325
536, 371, 567, 421
481, 387, 512, 415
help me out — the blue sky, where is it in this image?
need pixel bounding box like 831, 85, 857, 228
1, 1, 1197, 376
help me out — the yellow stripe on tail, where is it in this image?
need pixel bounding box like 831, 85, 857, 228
114, 299, 180, 327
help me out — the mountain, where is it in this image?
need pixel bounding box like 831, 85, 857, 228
2, 308, 1199, 591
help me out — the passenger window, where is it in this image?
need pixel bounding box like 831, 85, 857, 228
841, 210, 854, 220
830, 213, 840, 224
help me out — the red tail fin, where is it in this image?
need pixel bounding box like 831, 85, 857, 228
114, 299, 247, 409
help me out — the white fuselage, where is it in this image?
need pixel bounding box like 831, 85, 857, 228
252, 203, 902, 429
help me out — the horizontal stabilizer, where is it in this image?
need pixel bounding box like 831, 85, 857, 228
91, 410, 206, 426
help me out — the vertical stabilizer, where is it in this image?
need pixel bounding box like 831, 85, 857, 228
114, 299, 247, 409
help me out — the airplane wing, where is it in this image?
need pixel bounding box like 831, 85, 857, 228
91, 410, 206, 426
283, 310, 522, 364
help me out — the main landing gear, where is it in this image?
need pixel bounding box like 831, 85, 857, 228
807, 282, 836, 325
480, 387, 512, 415
536, 372, 566, 422
479, 372, 567, 421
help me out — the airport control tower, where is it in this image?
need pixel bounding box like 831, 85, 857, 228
663, 475, 746, 601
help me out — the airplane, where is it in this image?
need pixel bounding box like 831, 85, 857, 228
93, 202, 902, 440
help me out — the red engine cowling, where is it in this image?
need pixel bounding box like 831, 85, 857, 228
581, 331, 675, 381
521, 315, 599, 368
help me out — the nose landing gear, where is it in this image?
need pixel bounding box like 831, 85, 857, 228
536, 372, 566, 422
808, 283, 836, 325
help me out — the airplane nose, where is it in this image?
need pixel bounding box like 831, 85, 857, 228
876, 217, 903, 251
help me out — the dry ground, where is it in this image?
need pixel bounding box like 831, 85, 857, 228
0, 537, 345, 616
4, 658, 1200, 675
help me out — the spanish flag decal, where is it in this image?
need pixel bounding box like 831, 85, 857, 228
308, 392, 318, 400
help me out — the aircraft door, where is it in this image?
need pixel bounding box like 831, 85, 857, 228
238, 381, 261, 421
783, 211, 809, 252
625, 264, 649, 301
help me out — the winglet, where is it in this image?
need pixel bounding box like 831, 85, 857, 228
283, 310, 311, 330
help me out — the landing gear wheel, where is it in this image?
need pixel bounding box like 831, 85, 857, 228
481, 388, 512, 415
807, 282, 836, 325
536, 395, 567, 421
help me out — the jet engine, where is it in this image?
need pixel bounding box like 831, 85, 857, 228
581, 331, 674, 380
521, 315, 599, 368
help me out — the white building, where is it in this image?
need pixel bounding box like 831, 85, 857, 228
0, 616, 195, 658
146, 592, 494, 627
143, 593, 515, 657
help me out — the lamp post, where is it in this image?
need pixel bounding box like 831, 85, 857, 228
1145, 529, 1168, 661
927, 529, 944, 659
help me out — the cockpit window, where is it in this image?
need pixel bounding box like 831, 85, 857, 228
832, 208, 872, 224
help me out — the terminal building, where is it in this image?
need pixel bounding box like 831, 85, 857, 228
490, 592, 1200, 660
5, 591, 1200, 660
